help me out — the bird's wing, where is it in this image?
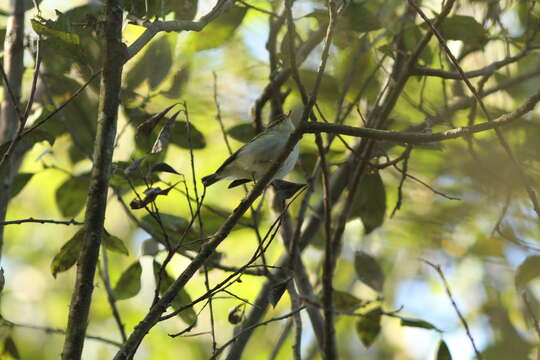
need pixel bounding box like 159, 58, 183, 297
241, 133, 287, 164
214, 147, 241, 175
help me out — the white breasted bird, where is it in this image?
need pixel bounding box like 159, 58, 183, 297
201, 112, 300, 189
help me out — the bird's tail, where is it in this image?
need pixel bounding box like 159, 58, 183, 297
202, 173, 221, 187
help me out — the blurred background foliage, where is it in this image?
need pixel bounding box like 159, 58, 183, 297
1, 0, 540, 359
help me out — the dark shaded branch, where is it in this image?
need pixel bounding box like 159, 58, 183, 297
301, 87, 540, 143
61, 1, 125, 359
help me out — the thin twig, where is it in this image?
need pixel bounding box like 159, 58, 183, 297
98, 248, 127, 342
211, 307, 306, 360
424, 260, 483, 359
0, 218, 84, 226
2, 320, 122, 347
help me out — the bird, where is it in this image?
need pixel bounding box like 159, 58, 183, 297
201, 112, 300, 189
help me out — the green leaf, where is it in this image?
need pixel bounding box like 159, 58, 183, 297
341, 3, 382, 33
354, 250, 384, 292
400, 317, 440, 331
439, 15, 487, 45
403, 26, 433, 65
173, 0, 198, 20
55, 174, 90, 217
31, 15, 87, 66
287, 69, 340, 103
170, 121, 206, 149
333, 290, 365, 311
227, 123, 255, 143
0, 129, 55, 157
187, 6, 247, 51
10, 173, 33, 198
161, 67, 190, 99
350, 172, 386, 234
140, 213, 200, 251
153, 261, 197, 324
31, 18, 80, 46
150, 162, 180, 175
113, 261, 142, 300
50, 228, 84, 277
515, 255, 540, 290
103, 231, 129, 256
126, 35, 174, 90
436, 340, 452, 360
355, 308, 382, 348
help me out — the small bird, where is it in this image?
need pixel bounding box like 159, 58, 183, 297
201, 113, 300, 188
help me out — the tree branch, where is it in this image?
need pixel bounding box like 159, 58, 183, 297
61, 1, 125, 358
300, 86, 540, 143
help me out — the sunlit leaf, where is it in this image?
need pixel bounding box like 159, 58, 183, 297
153, 261, 197, 324
55, 174, 90, 217
350, 172, 386, 234
354, 250, 384, 292
187, 6, 247, 51
515, 255, 540, 290
355, 308, 382, 348
50, 228, 84, 277
113, 261, 142, 300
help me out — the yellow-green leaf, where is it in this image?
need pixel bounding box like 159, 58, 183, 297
355, 308, 382, 348
113, 261, 142, 300
50, 229, 84, 278
103, 230, 129, 256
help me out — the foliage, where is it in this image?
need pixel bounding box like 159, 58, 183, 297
1, 0, 540, 359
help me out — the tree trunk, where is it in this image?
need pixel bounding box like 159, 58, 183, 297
61, 1, 125, 358
0, 0, 26, 263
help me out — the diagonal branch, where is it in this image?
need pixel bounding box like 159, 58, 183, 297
126, 0, 236, 60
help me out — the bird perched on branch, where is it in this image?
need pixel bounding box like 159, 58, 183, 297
201, 112, 300, 189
